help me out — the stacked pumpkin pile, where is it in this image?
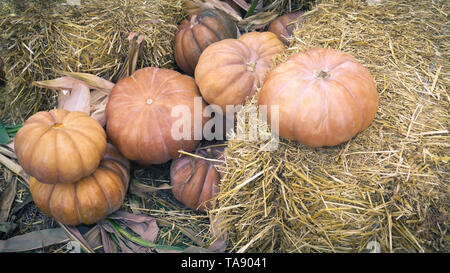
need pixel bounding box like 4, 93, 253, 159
14, 3, 379, 231
14, 110, 130, 226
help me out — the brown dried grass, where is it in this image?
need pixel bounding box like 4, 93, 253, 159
0, 0, 185, 124
209, 0, 449, 253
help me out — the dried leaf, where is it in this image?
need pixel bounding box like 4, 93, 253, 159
0, 228, 69, 252
107, 211, 159, 242
33, 75, 112, 126
188, 0, 242, 21
58, 223, 95, 253
231, 0, 250, 11
58, 82, 90, 114
61, 72, 115, 91
238, 11, 278, 31
0, 176, 16, 222
129, 179, 172, 198
0, 151, 29, 185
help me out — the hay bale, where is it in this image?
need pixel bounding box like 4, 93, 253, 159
0, 0, 185, 123
210, 0, 449, 253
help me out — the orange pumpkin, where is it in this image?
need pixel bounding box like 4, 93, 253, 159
170, 144, 224, 212
29, 144, 130, 226
268, 11, 304, 45
195, 32, 285, 112
14, 109, 107, 184
174, 8, 238, 76
106, 67, 208, 165
258, 48, 379, 147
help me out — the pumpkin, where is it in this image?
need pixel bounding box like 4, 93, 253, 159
195, 32, 285, 112
106, 67, 208, 165
268, 11, 304, 45
14, 109, 107, 184
174, 8, 238, 76
258, 48, 379, 147
29, 144, 130, 226
170, 144, 224, 212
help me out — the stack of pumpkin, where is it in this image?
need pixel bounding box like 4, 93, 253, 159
14, 5, 379, 226
14, 110, 130, 226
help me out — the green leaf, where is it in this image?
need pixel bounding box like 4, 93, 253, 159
5, 123, 23, 137
0, 121, 11, 145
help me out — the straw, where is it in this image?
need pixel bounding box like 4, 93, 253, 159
210, 0, 449, 253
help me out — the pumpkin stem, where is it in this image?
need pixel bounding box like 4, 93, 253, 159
313, 68, 331, 80
190, 15, 199, 28
205, 148, 214, 159
246, 61, 256, 72
52, 123, 64, 129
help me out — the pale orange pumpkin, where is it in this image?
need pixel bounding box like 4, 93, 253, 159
170, 144, 224, 212
106, 67, 208, 165
174, 8, 238, 76
29, 144, 130, 226
195, 32, 285, 112
14, 109, 107, 184
258, 48, 379, 147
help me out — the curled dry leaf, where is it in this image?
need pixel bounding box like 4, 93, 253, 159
238, 11, 279, 31
33, 73, 114, 126
185, 0, 243, 21
57, 82, 90, 114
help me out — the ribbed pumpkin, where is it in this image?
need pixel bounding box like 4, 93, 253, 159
29, 144, 130, 226
195, 32, 285, 112
14, 109, 107, 184
106, 67, 208, 165
170, 144, 224, 212
258, 48, 379, 147
268, 11, 304, 45
174, 8, 238, 76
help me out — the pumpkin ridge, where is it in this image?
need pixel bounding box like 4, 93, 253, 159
175, 29, 193, 74
92, 170, 113, 213
65, 127, 101, 157
289, 81, 314, 135
151, 72, 181, 99
176, 159, 196, 200
46, 183, 56, 222
134, 110, 147, 163
114, 106, 144, 160
197, 163, 214, 210
61, 129, 86, 177
263, 72, 310, 109
101, 161, 126, 185
18, 124, 53, 174
162, 104, 188, 156
323, 83, 331, 146
29, 129, 58, 182
181, 30, 200, 74
48, 109, 64, 124
182, 160, 205, 209
328, 58, 354, 72
152, 106, 170, 161
207, 9, 235, 38
130, 71, 149, 99
330, 78, 366, 133
208, 66, 252, 106
73, 182, 83, 225
197, 19, 222, 42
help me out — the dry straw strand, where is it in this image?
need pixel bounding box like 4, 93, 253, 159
210, 0, 449, 253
